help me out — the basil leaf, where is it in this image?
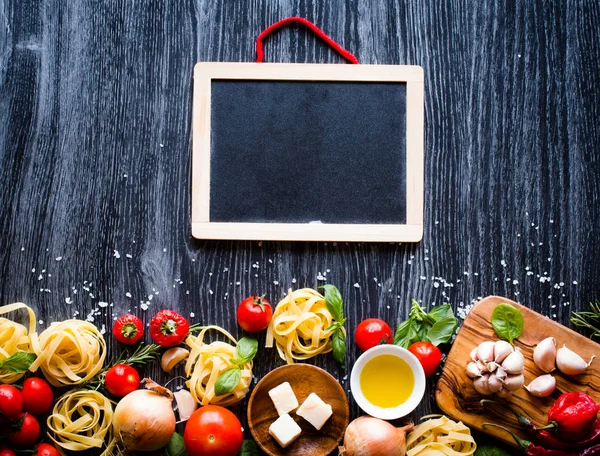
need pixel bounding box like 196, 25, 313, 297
394, 318, 417, 348
0, 352, 36, 373
491, 303, 524, 344
427, 315, 458, 346
163, 432, 189, 456
474, 445, 513, 456
325, 322, 342, 332
214, 367, 241, 396
240, 439, 264, 456
236, 337, 258, 364
320, 284, 344, 323
428, 304, 454, 322
332, 329, 346, 369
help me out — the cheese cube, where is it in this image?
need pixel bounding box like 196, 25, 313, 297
296, 392, 333, 430
268, 413, 302, 448
268, 381, 299, 415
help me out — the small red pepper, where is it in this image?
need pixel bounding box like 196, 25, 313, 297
484, 423, 575, 456
113, 314, 144, 345
541, 393, 600, 440
149, 310, 190, 347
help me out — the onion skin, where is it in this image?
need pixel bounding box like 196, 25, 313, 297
339, 416, 413, 456
112, 386, 176, 451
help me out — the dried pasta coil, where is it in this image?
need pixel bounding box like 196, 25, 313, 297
30, 319, 106, 387
406, 415, 477, 456
185, 325, 252, 406
47, 389, 115, 455
266, 288, 338, 364
0, 302, 36, 384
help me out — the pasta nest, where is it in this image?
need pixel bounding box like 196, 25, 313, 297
185, 325, 253, 406
30, 319, 106, 387
406, 415, 477, 456
266, 288, 341, 364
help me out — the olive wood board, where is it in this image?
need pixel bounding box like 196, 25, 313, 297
436, 296, 600, 447
247, 364, 349, 456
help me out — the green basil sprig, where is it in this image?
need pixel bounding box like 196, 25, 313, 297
394, 300, 458, 348
321, 284, 347, 370
0, 352, 36, 373
491, 303, 524, 343
214, 337, 258, 396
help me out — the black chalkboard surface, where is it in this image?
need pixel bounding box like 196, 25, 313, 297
191, 63, 424, 242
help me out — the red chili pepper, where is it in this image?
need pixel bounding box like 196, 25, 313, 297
113, 314, 144, 344
537, 420, 600, 451
543, 393, 600, 439
484, 423, 575, 456
149, 310, 190, 347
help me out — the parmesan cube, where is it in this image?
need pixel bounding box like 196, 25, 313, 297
268, 413, 302, 448
268, 381, 299, 415
296, 392, 333, 430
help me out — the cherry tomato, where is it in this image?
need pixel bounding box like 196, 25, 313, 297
113, 314, 144, 345
236, 296, 272, 333
354, 318, 393, 352
36, 443, 60, 456
0, 448, 16, 456
0, 384, 23, 421
8, 413, 40, 447
104, 364, 140, 397
184, 405, 243, 456
408, 341, 443, 378
21, 377, 54, 415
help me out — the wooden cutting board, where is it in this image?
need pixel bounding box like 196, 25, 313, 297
436, 296, 600, 447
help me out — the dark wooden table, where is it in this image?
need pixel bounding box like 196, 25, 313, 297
1, 0, 599, 453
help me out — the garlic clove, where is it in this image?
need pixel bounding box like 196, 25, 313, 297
470, 347, 479, 362
502, 350, 525, 375
173, 389, 198, 421
494, 366, 507, 379
496, 386, 512, 398
556, 345, 594, 376
477, 341, 496, 363
525, 374, 556, 397
533, 337, 557, 373
494, 340, 514, 364
467, 361, 482, 378
503, 373, 525, 391
487, 374, 503, 393
161, 347, 190, 373
476, 360, 489, 373
473, 373, 493, 395
486, 362, 499, 373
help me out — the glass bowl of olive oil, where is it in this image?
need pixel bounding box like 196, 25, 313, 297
350, 345, 426, 420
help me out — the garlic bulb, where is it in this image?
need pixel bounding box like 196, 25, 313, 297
533, 337, 556, 373
556, 345, 594, 376
467, 340, 524, 397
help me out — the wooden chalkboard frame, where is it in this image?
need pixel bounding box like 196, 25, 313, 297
191, 62, 424, 242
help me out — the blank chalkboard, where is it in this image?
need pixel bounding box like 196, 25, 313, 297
191, 63, 424, 242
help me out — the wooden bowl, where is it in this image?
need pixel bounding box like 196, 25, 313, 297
247, 364, 350, 456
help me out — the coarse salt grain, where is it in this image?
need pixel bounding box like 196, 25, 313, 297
126, 292, 132, 298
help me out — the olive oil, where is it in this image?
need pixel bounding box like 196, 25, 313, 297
360, 354, 414, 408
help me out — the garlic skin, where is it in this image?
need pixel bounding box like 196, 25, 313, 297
466, 362, 482, 378
533, 337, 556, 373
556, 345, 595, 376
525, 374, 556, 397
473, 374, 492, 395
477, 341, 496, 363
503, 373, 525, 392
502, 351, 525, 375
494, 340, 514, 364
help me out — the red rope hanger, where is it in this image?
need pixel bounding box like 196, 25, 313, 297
256, 17, 359, 64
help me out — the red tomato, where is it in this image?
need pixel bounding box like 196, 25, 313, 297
36, 443, 60, 456
104, 364, 140, 397
8, 413, 40, 447
354, 318, 393, 352
0, 448, 16, 456
0, 384, 23, 421
184, 405, 243, 456
237, 296, 273, 333
408, 341, 443, 378
21, 377, 54, 415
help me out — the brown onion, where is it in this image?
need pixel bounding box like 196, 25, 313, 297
339, 416, 413, 456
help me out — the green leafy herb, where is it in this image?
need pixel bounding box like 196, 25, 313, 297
571, 300, 600, 340
394, 300, 458, 348
239, 439, 264, 456
163, 432, 189, 456
214, 337, 258, 396
0, 352, 36, 373
320, 285, 347, 370
474, 445, 513, 456
491, 303, 524, 343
